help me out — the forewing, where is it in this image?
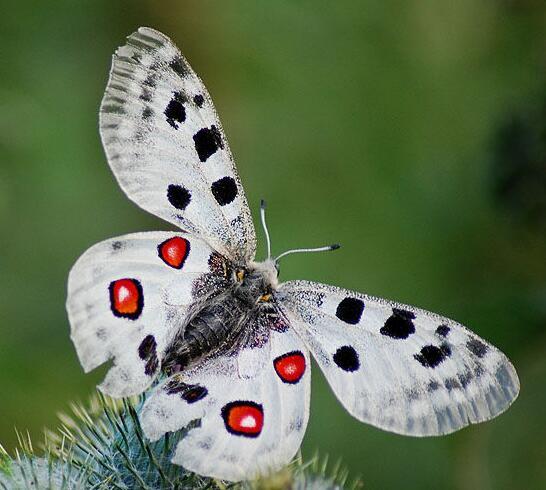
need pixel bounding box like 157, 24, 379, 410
100, 27, 256, 261
140, 325, 310, 482
67, 232, 229, 397
278, 280, 519, 436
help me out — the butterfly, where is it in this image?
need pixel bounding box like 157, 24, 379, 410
66, 27, 520, 482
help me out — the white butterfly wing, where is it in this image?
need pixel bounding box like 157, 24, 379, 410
141, 326, 310, 482
100, 27, 256, 261
278, 280, 519, 436
67, 232, 229, 397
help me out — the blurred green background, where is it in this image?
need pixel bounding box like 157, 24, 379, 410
1, 1, 545, 488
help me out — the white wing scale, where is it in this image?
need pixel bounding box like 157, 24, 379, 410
278, 280, 519, 436
141, 327, 310, 481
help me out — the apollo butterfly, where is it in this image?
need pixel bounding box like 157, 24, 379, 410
67, 27, 519, 481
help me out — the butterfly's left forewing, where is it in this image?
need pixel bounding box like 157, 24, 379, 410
141, 325, 310, 482
278, 280, 519, 436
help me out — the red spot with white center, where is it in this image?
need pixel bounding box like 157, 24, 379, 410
221, 401, 264, 438
109, 278, 143, 319
158, 237, 190, 269
274, 351, 306, 384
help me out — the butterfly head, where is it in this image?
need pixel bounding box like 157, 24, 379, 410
229, 201, 341, 305
236, 259, 279, 305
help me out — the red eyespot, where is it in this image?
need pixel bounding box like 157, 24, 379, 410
109, 279, 143, 319
158, 237, 190, 269
221, 401, 264, 437
274, 351, 306, 384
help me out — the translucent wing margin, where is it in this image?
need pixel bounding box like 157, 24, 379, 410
277, 280, 519, 436
67, 232, 229, 397
100, 27, 256, 261
141, 326, 310, 481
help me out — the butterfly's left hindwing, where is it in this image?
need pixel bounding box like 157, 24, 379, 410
67, 232, 228, 397
278, 280, 519, 436
141, 326, 310, 482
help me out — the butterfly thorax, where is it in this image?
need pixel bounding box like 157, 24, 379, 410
161, 259, 280, 375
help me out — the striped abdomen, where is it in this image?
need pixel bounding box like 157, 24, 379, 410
162, 292, 249, 373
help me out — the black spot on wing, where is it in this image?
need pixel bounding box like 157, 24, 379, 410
427, 380, 440, 392
165, 92, 187, 129
335, 297, 364, 324
167, 184, 191, 210
458, 370, 473, 388
475, 362, 485, 377
467, 338, 488, 358
380, 308, 416, 339
138, 335, 158, 376
333, 345, 360, 372
194, 125, 223, 162
193, 94, 205, 107
211, 176, 238, 205
414, 343, 451, 368
444, 377, 461, 391
143, 72, 158, 88
164, 379, 208, 403
169, 55, 188, 78
436, 325, 450, 337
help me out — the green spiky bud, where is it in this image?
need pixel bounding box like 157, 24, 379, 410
0, 393, 360, 489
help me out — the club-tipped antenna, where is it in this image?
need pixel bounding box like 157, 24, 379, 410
260, 199, 272, 259
275, 244, 340, 263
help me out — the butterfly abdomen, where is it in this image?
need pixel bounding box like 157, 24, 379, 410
162, 290, 250, 373
161, 268, 276, 374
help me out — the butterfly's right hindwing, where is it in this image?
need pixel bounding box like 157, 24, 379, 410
278, 280, 519, 436
100, 27, 256, 261
67, 232, 228, 397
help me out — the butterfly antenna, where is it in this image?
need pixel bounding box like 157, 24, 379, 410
275, 244, 340, 262
260, 199, 272, 259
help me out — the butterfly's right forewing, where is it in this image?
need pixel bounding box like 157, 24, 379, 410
100, 27, 256, 262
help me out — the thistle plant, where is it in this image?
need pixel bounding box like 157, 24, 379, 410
0, 393, 360, 489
